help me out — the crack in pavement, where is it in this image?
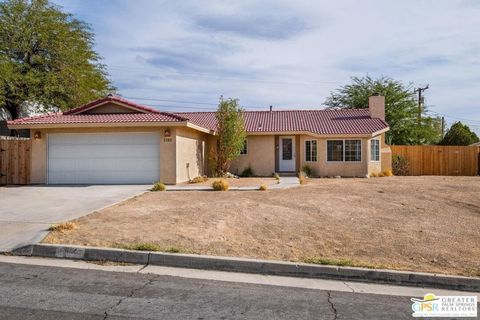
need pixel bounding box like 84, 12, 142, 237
103, 273, 160, 319
326, 291, 338, 320
343, 282, 355, 293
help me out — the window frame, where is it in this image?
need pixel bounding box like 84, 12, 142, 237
304, 139, 318, 162
326, 139, 363, 163
370, 139, 380, 162
240, 138, 248, 155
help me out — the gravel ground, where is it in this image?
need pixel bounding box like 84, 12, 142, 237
43, 176, 480, 277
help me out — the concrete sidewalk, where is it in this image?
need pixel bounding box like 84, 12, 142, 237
166, 176, 300, 191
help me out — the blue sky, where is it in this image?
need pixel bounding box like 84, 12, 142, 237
56, 0, 480, 134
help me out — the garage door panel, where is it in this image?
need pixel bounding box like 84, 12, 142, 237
49, 145, 159, 159
48, 133, 160, 184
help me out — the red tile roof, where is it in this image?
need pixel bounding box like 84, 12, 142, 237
175, 109, 388, 135
7, 112, 186, 125
63, 95, 162, 115
7, 96, 388, 135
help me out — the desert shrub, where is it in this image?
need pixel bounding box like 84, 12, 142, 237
212, 179, 229, 191
392, 155, 409, 176
298, 171, 307, 185
273, 172, 280, 180
370, 172, 378, 178
240, 166, 254, 177
151, 182, 166, 191
190, 176, 208, 184
383, 170, 394, 177
377, 172, 385, 177
49, 222, 77, 232
259, 184, 268, 191
302, 165, 313, 177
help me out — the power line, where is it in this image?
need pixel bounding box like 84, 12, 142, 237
108, 65, 344, 87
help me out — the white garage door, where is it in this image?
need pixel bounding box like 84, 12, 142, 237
48, 132, 160, 184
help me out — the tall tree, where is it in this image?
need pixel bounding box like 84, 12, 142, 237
438, 122, 479, 146
324, 76, 442, 145
210, 97, 247, 176
0, 0, 113, 120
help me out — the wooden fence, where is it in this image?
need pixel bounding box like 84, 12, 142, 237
0, 136, 31, 185
391, 145, 480, 176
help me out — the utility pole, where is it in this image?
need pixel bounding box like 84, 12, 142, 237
413, 85, 429, 125
441, 116, 445, 137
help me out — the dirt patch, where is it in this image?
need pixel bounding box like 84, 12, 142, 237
180, 177, 278, 187
43, 176, 480, 277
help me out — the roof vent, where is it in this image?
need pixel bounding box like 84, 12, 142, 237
257, 122, 263, 129
269, 105, 273, 112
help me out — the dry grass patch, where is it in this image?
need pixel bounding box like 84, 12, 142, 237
212, 179, 229, 191
117, 242, 182, 253
259, 184, 268, 191
48, 222, 77, 233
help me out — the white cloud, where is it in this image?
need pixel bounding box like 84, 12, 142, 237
56, 0, 480, 133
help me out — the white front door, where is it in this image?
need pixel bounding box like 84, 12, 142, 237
48, 132, 160, 184
279, 136, 295, 172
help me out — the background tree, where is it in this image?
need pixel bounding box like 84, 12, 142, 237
438, 122, 479, 145
0, 0, 113, 121
324, 76, 442, 145
210, 97, 247, 176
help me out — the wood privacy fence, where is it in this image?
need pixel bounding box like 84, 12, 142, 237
391, 145, 480, 176
0, 136, 31, 185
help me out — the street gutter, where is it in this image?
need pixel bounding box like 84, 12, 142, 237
12, 243, 480, 292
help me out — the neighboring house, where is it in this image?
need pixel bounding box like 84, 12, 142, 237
470, 141, 480, 146
7, 95, 391, 185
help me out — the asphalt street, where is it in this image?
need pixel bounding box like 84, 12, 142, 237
0, 261, 425, 320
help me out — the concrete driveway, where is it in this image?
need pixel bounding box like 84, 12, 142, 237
0, 185, 150, 251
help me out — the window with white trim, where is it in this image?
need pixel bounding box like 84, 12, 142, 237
305, 140, 317, 162
345, 140, 362, 162
327, 139, 362, 162
370, 139, 380, 161
327, 140, 344, 161
240, 138, 248, 155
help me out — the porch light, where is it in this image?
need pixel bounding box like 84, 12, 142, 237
164, 128, 171, 137
33, 131, 42, 140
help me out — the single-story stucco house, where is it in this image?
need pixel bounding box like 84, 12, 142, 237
7, 95, 391, 185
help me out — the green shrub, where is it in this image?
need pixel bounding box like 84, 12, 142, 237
124, 242, 161, 251
302, 165, 313, 177
151, 182, 166, 191
240, 166, 254, 177
392, 155, 409, 176
212, 179, 229, 191
190, 176, 208, 184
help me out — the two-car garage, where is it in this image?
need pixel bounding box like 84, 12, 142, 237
47, 132, 160, 184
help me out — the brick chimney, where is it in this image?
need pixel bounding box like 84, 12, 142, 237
368, 95, 385, 120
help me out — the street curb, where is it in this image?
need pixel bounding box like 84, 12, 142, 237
12, 244, 480, 292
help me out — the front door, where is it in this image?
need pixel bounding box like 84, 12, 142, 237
279, 136, 295, 172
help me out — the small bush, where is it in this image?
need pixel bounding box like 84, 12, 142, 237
370, 172, 378, 178
151, 182, 166, 191
298, 171, 307, 185
119, 243, 182, 253
212, 179, 229, 191
240, 166, 254, 177
392, 155, 409, 176
259, 184, 268, 191
190, 176, 208, 184
377, 172, 385, 177
49, 222, 77, 233
302, 165, 313, 177
273, 172, 280, 180
383, 170, 394, 177
303, 257, 379, 269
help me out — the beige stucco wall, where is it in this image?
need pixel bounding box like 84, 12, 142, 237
175, 127, 207, 183
230, 135, 276, 176
29, 126, 180, 184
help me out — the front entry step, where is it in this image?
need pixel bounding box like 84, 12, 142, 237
277, 172, 297, 177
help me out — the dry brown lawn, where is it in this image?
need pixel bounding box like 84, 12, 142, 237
43, 176, 480, 277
